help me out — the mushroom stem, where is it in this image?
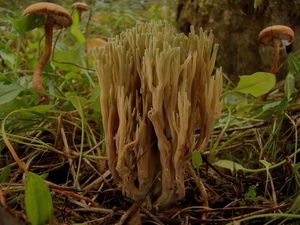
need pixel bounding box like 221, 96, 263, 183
271, 38, 281, 74
78, 11, 82, 22
32, 18, 53, 93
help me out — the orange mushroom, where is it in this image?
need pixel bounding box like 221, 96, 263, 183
87, 38, 107, 49
86, 38, 107, 57
258, 25, 294, 74
22, 2, 72, 94
72, 2, 89, 12
72, 2, 89, 21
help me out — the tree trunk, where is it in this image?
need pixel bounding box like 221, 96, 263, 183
177, 0, 300, 82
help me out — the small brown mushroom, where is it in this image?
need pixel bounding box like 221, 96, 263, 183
87, 38, 107, 50
72, 2, 89, 21
72, 2, 89, 11
86, 38, 107, 63
22, 2, 72, 94
258, 25, 294, 74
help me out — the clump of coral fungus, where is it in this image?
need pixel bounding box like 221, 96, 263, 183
94, 22, 222, 209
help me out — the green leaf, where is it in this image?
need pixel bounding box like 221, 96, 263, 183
236, 103, 254, 116
66, 93, 87, 118
64, 71, 82, 81
294, 162, 300, 172
192, 151, 202, 169
259, 97, 288, 117
0, 99, 27, 118
17, 105, 54, 120
234, 72, 276, 97
0, 50, 15, 69
0, 82, 23, 105
71, 10, 85, 44
53, 45, 86, 71
25, 172, 53, 225
284, 73, 296, 100
245, 185, 257, 199
288, 193, 300, 213
0, 165, 11, 183
275, 97, 288, 116
288, 54, 300, 82
11, 14, 45, 34
27, 105, 54, 114
224, 93, 244, 106
262, 101, 282, 112
214, 159, 247, 173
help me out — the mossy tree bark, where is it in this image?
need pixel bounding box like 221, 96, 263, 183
177, 0, 300, 82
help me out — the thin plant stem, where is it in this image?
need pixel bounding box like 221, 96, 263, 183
73, 98, 85, 189
1, 109, 27, 172
284, 112, 298, 164
232, 213, 300, 224
13, 36, 21, 78
210, 107, 232, 159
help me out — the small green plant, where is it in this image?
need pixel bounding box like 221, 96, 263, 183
242, 185, 265, 205
192, 151, 202, 175
234, 72, 276, 97
25, 172, 53, 225
0, 165, 11, 183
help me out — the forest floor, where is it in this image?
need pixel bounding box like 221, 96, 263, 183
0, 1, 300, 225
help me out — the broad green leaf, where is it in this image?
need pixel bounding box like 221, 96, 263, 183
192, 151, 202, 169
234, 72, 276, 97
214, 159, 247, 173
71, 10, 85, 44
25, 172, 53, 225
0, 82, 23, 105
11, 14, 45, 34
0, 165, 11, 183
52, 45, 85, 71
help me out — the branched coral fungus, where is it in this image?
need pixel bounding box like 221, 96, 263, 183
94, 22, 222, 208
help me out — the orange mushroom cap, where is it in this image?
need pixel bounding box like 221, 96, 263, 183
87, 38, 107, 50
72, 2, 89, 11
258, 25, 294, 47
22, 2, 72, 29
